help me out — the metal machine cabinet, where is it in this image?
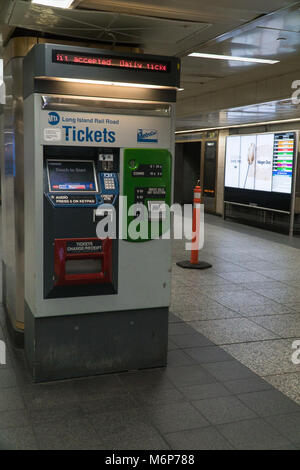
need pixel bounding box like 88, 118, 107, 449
20, 43, 180, 381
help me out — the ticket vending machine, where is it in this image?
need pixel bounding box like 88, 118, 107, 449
22, 44, 180, 381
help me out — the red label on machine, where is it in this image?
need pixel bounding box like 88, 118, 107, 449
54, 237, 112, 286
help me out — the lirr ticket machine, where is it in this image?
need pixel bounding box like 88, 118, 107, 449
23, 44, 180, 381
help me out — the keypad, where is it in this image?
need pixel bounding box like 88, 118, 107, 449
104, 178, 115, 190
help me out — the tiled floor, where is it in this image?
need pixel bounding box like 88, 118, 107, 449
172, 214, 300, 407
0, 214, 299, 450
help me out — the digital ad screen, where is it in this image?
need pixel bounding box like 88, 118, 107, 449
47, 160, 97, 192
225, 132, 295, 194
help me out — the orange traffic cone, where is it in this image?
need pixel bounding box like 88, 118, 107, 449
176, 181, 212, 270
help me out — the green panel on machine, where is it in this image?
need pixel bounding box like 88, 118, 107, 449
123, 149, 172, 242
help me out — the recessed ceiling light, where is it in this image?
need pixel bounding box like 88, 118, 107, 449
188, 52, 279, 64
32, 0, 74, 8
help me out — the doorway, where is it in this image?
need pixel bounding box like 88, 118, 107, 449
174, 141, 201, 204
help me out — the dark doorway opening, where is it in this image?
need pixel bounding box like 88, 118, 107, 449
174, 142, 201, 205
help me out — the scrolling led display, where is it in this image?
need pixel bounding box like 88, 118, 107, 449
52, 50, 170, 73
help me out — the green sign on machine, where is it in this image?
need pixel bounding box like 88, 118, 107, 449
123, 148, 172, 242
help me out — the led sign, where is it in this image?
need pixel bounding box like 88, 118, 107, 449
53, 51, 170, 73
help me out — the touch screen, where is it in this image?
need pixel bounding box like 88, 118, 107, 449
47, 160, 98, 192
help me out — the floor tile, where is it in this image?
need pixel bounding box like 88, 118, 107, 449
223, 339, 300, 376
0, 409, 31, 429
29, 402, 84, 426
176, 305, 240, 321
192, 396, 256, 425
223, 377, 272, 394
170, 296, 211, 314
265, 412, 300, 444
257, 270, 300, 282
263, 372, 300, 405
217, 418, 291, 450
79, 391, 137, 414
201, 360, 257, 382
241, 261, 283, 271
251, 313, 300, 338
239, 280, 284, 290
145, 402, 209, 433
198, 284, 246, 295
213, 264, 251, 274
184, 346, 233, 364
0, 426, 38, 450
118, 369, 173, 391
98, 422, 170, 450
0, 388, 25, 412
167, 349, 197, 367
166, 365, 217, 387
237, 390, 300, 417
72, 373, 123, 400
0, 369, 17, 389
168, 312, 182, 323
217, 272, 271, 284
190, 318, 278, 344
275, 444, 299, 450
212, 292, 275, 309
168, 322, 200, 336
171, 333, 214, 349
180, 273, 232, 287
168, 338, 179, 351
164, 426, 233, 450
34, 417, 101, 450
179, 383, 231, 401
0, 213, 299, 450
289, 302, 300, 312
22, 382, 79, 410
132, 387, 186, 407
255, 287, 300, 304
237, 304, 294, 317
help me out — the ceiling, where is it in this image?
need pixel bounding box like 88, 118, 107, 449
176, 98, 300, 129
1, 0, 300, 129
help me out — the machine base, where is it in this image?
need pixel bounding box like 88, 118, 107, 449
176, 260, 212, 270
24, 303, 168, 382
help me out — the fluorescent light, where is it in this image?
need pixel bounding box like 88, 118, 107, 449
188, 52, 279, 65
32, 0, 74, 8
44, 94, 170, 105
175, 117, 300, 134
37, 76, 181, 90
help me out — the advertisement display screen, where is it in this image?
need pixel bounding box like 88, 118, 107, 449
47, 160, 98, 192
225, 132, 295, 194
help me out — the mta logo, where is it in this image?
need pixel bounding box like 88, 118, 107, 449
137, 129, 158, 143
48, 112, 60, 125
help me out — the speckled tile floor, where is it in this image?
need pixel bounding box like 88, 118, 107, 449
172, 214, 300, 407
0, 214, 299, 449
